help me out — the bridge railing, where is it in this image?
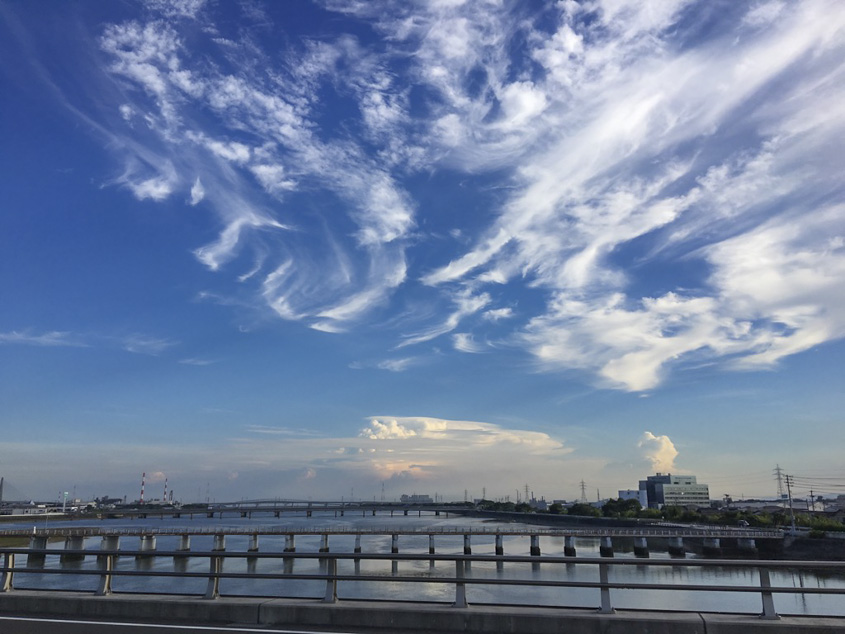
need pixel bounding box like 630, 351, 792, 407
1, 546, 842, 620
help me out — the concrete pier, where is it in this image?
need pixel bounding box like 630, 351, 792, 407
633, 537, 649, 558
61, 536, 85, 562
137, 535, 156, 559
284, 535, 295, 553
98, 536, 120, 563
668, 536, 686, 558
391, 534, 399, 554
495, 534, 504, 556
564, 535, 576, 557
319, 534, 329, 553
429, 535, 436, 556
599, 536, 614, 558
248, 534, 259, 552
213, 535, 226, 552
27, 535, 47, 567
702, 537, 721, 558
530, 535, 541, 557
354, 535, 362, 554
463, 534, 471, 555
738, 537, 758, 557
176, 535, 191, 558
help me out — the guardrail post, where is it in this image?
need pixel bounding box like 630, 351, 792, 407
758, 568, 779, 620
1, 553, 14, 592
597, 562, 614, 614
323, 558, 337, 603
96, 554, 113, 596
453, 559, 468, 608
205, 556, 221, 599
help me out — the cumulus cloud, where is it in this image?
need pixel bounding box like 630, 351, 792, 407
638, 432, 678, 473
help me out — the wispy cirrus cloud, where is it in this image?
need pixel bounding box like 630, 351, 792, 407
0, 330, 86, 347
43, 0, 845, 392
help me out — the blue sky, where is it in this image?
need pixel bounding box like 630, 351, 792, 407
1, 0, 844, 504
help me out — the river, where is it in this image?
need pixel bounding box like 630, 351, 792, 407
13, 512, 845, 617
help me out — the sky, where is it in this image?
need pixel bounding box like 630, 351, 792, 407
1, 0, 844, 505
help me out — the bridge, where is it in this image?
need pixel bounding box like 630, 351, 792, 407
0, 533, 843, 633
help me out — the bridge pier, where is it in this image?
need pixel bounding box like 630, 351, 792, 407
634, 537, 650, 558
738, 537, 758, 557
27, 535, 48, 567
564, 535, 576, 557
495, 534, 504, 556
284, 535, 295, 553
403, 510, 408, 516
599, 536, 614, 558
98, 536, 120, 564
463, 534, 471, 555
137, 535, 156, 559
248, 534, 259, 552
306, 510, 312, 518
391, 534, 399, 554
61, 536, 85, 563
668, 536, 686, 557
530, 535, 541, 557
176, 535, 191, 558
319, 534, 329, 553
435, 511, 440, 516
703, 537, 722, 558
213, 535, 226, 552
274, 510, 280, 518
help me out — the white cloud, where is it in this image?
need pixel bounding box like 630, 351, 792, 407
638, 431, 678, 473
0, 330, 85, 347
122, 335, 177, 355
188, 177, 205, 205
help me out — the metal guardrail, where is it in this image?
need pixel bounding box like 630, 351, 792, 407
1, 546, 843, 620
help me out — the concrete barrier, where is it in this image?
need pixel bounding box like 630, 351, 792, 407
1, 591, 844, 633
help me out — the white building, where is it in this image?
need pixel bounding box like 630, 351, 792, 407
618, 489, 648, 508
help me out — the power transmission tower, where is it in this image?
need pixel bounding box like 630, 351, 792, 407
524, 484, 530, 503
773, 464, 785, 499
579, 480, 588, 504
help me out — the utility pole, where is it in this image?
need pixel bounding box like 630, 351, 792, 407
785, 475, 796, 535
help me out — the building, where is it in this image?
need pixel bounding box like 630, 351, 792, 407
618, 489, 648, 508
400, 494, 433, 504
638, 473, 710, 509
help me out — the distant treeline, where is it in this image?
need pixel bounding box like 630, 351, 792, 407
475, 498, 845, 534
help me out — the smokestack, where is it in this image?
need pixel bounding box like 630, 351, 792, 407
140, 472, 146, 504
0, 477, 4, 503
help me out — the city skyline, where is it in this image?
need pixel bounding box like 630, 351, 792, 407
1, 0, 844, 503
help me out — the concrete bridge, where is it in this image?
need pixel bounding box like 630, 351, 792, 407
1, 524, 781, 559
